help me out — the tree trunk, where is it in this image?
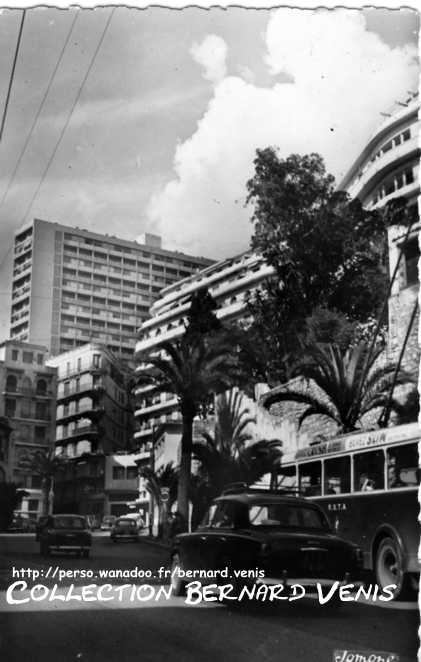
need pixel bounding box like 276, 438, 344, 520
177, 415, 193, 530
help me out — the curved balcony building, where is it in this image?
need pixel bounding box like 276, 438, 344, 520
340, 92, 419, 374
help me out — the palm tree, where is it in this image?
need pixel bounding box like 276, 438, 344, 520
262, 340, 415, 433
138, 335, 240, 528
31, 450, 65, 516
139, 463, 178, 537
191, 390, 282, 526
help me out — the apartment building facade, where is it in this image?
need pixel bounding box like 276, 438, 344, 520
0, 340, 56, 520
10, 219, 212, 362
133, 251, 274, 449
340, 92, 420, 374
47, 343, 134, 520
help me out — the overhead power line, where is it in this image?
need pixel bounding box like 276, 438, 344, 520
0, 11, 79, 212
0, 10, 26, 142
18, 7, 115, 228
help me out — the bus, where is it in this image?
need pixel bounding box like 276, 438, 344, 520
274, 422, 420, 599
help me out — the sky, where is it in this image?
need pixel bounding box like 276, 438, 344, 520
0, 6, 419, 341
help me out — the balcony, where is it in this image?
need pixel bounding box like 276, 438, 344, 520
2, 387, 54, 399
60, 363, 104, 379
12, 284, 31, 301
56, 405, 105, 423
13, 260, 32, 278
58, 424, 99, 442
57, 383, 104, 402
134, 396, 178, 418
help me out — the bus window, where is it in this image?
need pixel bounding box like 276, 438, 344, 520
276, 465, 297, 492
354, 450, 384, 492
299, 461, 321, 496
324, 456, 351, 495
387, 443, 419, 489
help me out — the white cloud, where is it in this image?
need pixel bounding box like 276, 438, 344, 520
147, 9, 419, 259
190, 34, 228, 84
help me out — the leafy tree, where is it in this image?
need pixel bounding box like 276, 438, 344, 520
262, 338, 415, 433
245, 148, 390, 383
191, 390, 282, 526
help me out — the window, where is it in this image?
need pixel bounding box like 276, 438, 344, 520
6, 375, 17, 392
37, 353, 43, 366
127, 467, 138, 480
77, 358, 82, 371
28, 499, 39, 512
405, 168, 414, 185
324, 456, 351, 494
5, 399, 16, 418
403, 237, 419, 286
386, 443, 418, 489
93, 354, 101, 369
112, 466, 125, 480
11, 350, 18, 361
36, 379, 47, 395
35, 402, 48, 420
207, 501, 244, 529
21, 399, 31, 418
34, 427, 46, 444
298, 461, 322, 496
354, 450, 384, 492
22, 351, 33, 363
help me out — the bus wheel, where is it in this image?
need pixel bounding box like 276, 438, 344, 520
170, 553, 186, 597
375, 536, 409, 600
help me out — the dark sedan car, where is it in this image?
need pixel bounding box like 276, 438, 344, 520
110, 516, 141, 542
39, 514, 92, 558
170, 488, 363, 598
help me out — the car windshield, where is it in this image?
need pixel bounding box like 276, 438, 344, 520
53, 516, 86, 529
248, 503, 328, 530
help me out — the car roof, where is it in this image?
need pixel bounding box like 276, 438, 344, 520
214, 493, 320, 508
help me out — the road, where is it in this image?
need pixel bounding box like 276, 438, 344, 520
0, 533, 418, 662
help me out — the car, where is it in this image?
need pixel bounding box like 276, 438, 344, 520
35, 515, 49, 541
170, 486, 364, 599
110, 516, 141, 542
100, 515, 117, 530
39, 514, 92, 558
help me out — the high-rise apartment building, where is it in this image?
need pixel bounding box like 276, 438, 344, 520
10, 219, 212, 361
134, 251, 274, 447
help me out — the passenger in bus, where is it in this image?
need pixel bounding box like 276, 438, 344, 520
388, 463, 405, 489
359, 473, 375, 491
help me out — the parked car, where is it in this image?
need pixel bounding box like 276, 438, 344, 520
170, 486, 363, 597
35, 515, 49, 541
100, 515, 117, 531
39, 514, 92, 557
110, 516, 141, 542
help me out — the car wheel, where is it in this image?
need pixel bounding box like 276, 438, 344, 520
375, 536, 411, 600
170, 553, 186, 597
